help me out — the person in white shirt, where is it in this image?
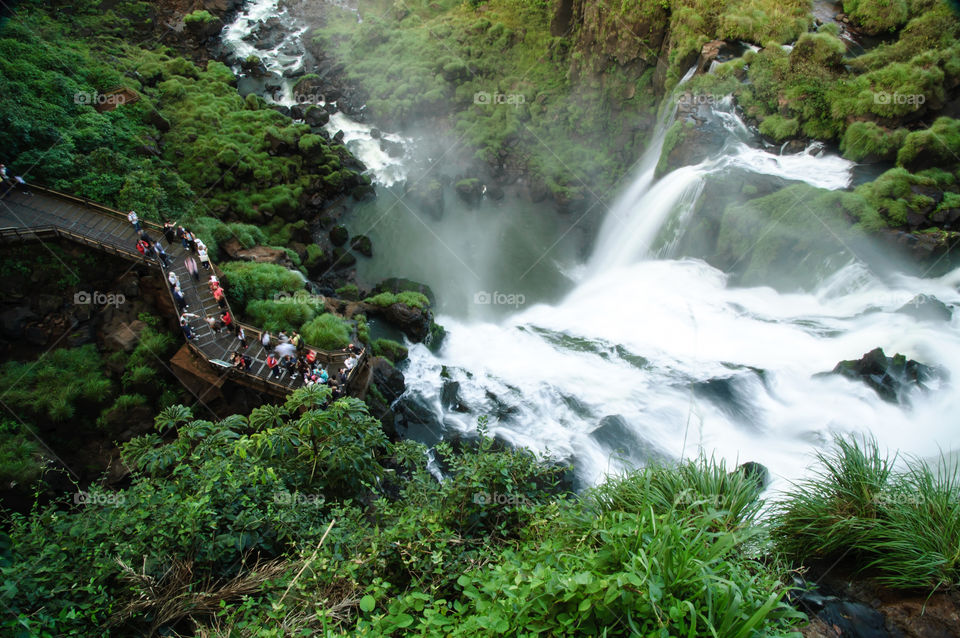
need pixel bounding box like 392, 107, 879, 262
127, 210, 141, 232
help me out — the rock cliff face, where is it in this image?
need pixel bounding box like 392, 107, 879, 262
553, 0, 671, 91
555, 0, 669, 67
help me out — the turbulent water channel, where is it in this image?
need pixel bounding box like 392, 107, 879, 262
223, 1, 960, 492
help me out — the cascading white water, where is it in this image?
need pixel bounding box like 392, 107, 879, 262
221, 5, 959, 491
221, 0, 409, 185
401, 100, 960, 492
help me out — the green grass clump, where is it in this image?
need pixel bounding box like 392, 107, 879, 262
759, 114, 800, 141
183, 9, 216, 25
774, 435, 960, 590
896, 117, 960, 171
372, 338, 408, 364
301, 313, 352, 350
841, 0, 910, 35
219, 261, 306, 307
245, 299, 322, 334
0, 345, 113, 422
0, 420, 44, 486
591, 456, 767, 532
364, 291, 430, 310
840, 121, 908, 161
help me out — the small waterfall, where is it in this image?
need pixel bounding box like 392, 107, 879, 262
220, 0, 410, 185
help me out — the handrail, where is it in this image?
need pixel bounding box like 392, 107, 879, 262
25, 183, 164, 231
2, 187, 372, 398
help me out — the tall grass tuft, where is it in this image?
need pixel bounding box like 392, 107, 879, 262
774, 435, 960, 590
773, 435, 893, 560
867, 456, 960, 590
590, 455, 767, 532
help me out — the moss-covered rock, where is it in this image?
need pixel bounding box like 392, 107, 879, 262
329, 225, 349, 247
350, 234, 373, 258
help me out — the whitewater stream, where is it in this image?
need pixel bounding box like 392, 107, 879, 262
222, 2, 960, 492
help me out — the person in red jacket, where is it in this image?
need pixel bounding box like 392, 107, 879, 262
220, 310, 232, 328
266, 353, 282, 378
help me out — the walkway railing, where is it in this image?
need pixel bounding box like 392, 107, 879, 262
0, 183, 369, 398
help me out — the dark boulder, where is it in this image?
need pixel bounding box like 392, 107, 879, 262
350, 234, 373, 258
828, 347, 942, 403
896, 294, 953, 322
379, 138, 404, 158
372, 357, 405, 399
405, 178, 444, 220
440, 379, 469, 412
455, 178, 482, 206
1, 307, 36, 339
733, 462, 769, 490
590, 415, 667, 466
329, 225, 349, 247
304, 105, 330, 127
330, 246, 357, 268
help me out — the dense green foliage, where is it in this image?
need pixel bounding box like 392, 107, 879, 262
0, 394, 810, 636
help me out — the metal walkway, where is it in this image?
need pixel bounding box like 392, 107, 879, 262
0, 184, 366, 399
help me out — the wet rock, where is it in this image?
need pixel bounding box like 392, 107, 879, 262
233, 245, 297, 268
304, 105, 330, 127
1, 307, 36, 339
441, 379, 468, 412
371, 357, 405, 402
265, 128, 294, 154
896, 294, 953, 322
379, 138, 404, 158
485, 183, 505, 201
330, 246, 356, 268
828, 347, 941, 403
363, 301, 432, 343
590, 415, 667, 466
35, 294, 62, 316
270, 104, 292, 117
733, 461, 769, 490
696, 39, 726, 75
350, 234, 373, 258
405, 179, 444, 220
24, 325, 48, 346
655, 113, 726, 178
455, 178, 482, 206
329, 225, 349, 247
118, 273, 140, 299
105, 319, 147, 353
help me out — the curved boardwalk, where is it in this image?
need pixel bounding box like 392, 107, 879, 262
0, 184, 367, 399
